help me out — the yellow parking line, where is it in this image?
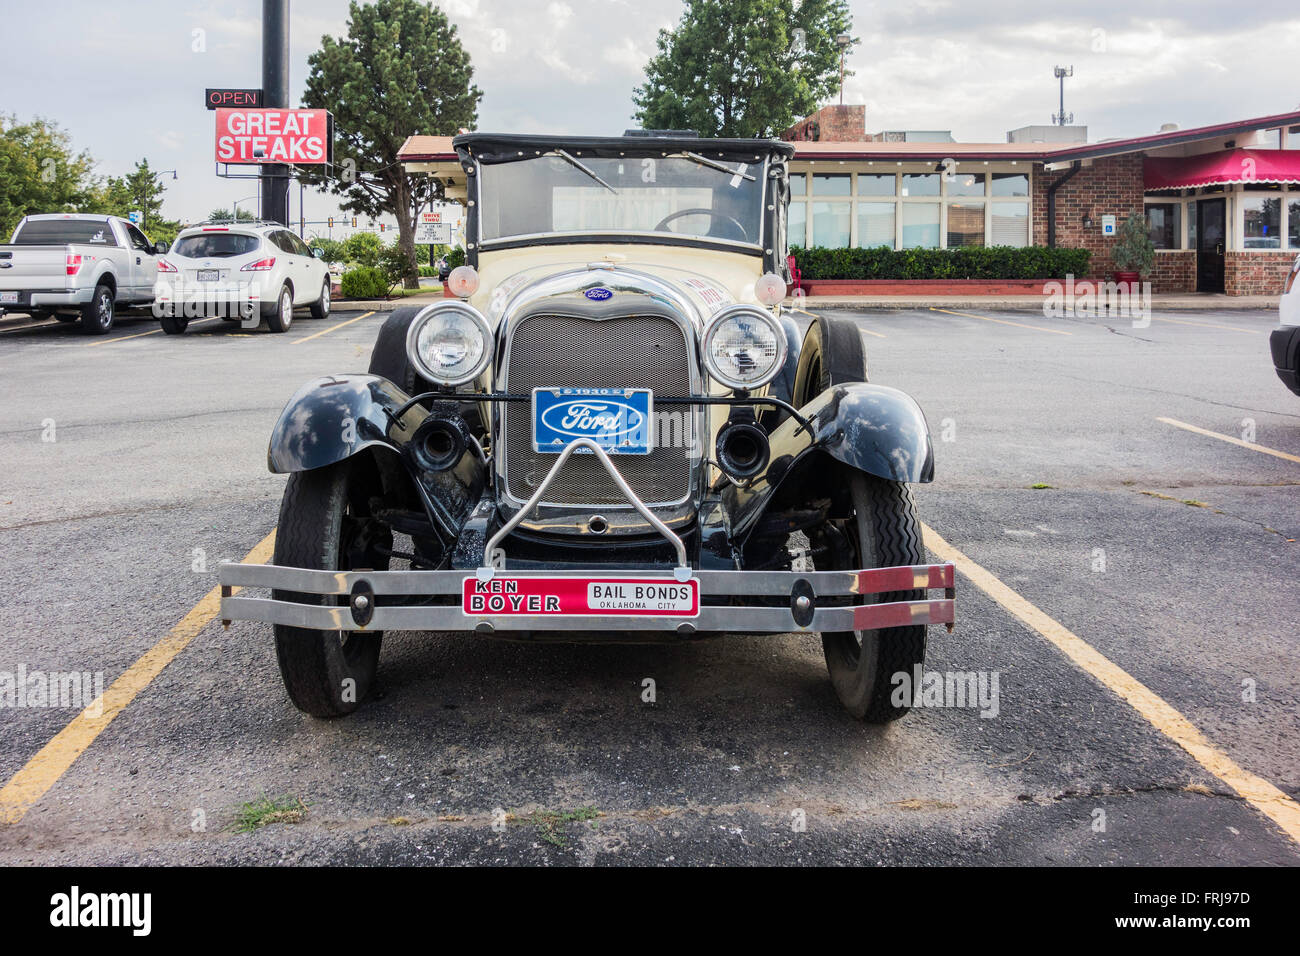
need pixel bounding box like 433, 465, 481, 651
930, 307, 1071, 336
1151, 316, 1260, 335
1157, 417, 1300, 463
293, 310, 376, 345
82, 327, 160, 347
0, 530, 277, 825
921, 522, 1300, 845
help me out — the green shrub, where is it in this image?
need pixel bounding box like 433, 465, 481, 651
789, 245, 1091, 281
339, 266, 390, 299
378, 241, 416, 288
340, 231, 383, 268
446, 246, 466, 270
418, 265, 437, 277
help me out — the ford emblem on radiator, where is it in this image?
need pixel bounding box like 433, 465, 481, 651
584, 287, 613, 301
532, 387, 654, 455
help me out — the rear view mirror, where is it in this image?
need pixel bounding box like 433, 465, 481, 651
153, 241, 170, 255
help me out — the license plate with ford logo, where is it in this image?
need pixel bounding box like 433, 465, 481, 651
532, 387, 653, 455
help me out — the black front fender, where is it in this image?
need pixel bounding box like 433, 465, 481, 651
267, 374, 420, 474
727, 383, 934, 540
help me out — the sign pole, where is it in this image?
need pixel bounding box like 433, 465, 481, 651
260, 0, 291, 226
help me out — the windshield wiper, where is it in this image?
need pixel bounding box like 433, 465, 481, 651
548, 150, 619, 194
677, 152, 757, 182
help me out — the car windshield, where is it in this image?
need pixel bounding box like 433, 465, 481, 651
172, 233, 262, 258
477, 154, 765, 246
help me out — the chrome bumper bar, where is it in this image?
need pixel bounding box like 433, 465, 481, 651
218, 563, 955, 635
220, 436, 953, 635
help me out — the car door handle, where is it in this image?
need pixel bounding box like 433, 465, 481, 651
136, 256, 142, 265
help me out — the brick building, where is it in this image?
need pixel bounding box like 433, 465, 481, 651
779, 107, 1300, 295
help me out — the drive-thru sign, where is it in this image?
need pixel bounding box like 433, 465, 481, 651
215, 108, 333, 164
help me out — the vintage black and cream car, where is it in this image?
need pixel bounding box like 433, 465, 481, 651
219, 132, 955, 722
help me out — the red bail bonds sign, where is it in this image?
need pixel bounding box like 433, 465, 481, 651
215, 108, 332, 164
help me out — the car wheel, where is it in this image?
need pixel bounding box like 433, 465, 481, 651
79, 283, 115, 335
309, 279, 330, 319
793, 313, 869, 404
816, 468, 928, 722
160, 315, 189, 335
272, 461, 391, 717
265, 284, 294, 333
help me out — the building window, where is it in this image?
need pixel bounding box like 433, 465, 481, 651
1286, 126, 1300, 150
948, 172, 985, 197
1256, 129, 1282, 149
858, 173, 896, 196
990, 202, 1029, 247
946, 202, 985, 247
789, 201, 807, 247
992, 173, 1029, 197
789, 173, 807, 196
856, 202, 895, 248
812, 173, 851, 196
902, 173, 940, 197
1243, 195, 1282, 249
1145, 203, 1180, 249
902, 203, 940, 248
811, 201, 851, 247
1290, 199, 1300, 249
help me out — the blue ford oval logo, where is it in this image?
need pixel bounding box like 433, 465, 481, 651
541, 399, 644, 440
584, 287, 613, 301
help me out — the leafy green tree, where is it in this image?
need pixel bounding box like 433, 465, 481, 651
341, 230, 383, 267
633, 0, 854, 137
90, 159, 181, 243
208, 206, 258, 222
0, 115, 99, 239
308, 236, 347, 262
300, 0, 482, 288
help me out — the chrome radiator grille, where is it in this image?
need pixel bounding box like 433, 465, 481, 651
502, 313, 693, 506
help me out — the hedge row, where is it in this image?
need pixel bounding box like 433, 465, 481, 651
789, 245, 1091, 281
340, 266, 390, 299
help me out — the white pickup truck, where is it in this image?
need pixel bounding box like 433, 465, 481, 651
0, 214, 168, 334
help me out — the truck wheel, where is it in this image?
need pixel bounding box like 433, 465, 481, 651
79, 283, 115, 334
272, 461, 391, 717
309, 280, 331, 319
818, 469, 927, 722
160, 315, 189, 335
264, 284, 294, 333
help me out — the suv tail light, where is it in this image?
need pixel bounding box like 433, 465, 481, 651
65, 254, 82, 277
157, 258, 178, 273
241, 257, 276, 272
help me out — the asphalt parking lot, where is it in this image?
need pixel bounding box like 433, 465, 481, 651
0, 303, 1296, 865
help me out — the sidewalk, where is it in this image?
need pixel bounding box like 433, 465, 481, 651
789, 293, 1281, 312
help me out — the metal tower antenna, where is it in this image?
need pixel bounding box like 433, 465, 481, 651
1052, 65, 1074, 126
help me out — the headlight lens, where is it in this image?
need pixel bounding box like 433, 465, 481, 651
405, 303, 492, 387
702, 305, 787, 390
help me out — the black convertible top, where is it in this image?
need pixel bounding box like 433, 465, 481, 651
451, 132, 795, 165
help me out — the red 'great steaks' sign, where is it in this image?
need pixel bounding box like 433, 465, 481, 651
215, 108, 332, 164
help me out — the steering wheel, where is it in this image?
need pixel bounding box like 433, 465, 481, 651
653, 208, 749, 242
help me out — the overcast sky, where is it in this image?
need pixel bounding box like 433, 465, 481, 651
2, 0, 1297, 235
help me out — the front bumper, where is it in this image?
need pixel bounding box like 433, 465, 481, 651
1270, 326, 1300, 396
218, 562, 956, 636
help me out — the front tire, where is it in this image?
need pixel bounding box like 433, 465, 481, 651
272, 462, 390, 717
818, 469, 928, 722
309, 280, 330, 319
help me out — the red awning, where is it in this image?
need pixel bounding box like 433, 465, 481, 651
1145, 149, 1300, 189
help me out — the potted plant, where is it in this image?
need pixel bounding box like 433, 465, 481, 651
1112, 212, 1155, 294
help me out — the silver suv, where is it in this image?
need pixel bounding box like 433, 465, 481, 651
156, 221, 331, 334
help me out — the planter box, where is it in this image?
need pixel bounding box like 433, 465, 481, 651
799, 278, 1056, 296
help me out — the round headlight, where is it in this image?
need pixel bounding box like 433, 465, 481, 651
405, 303, 492, 387
702, 305, 787, 391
